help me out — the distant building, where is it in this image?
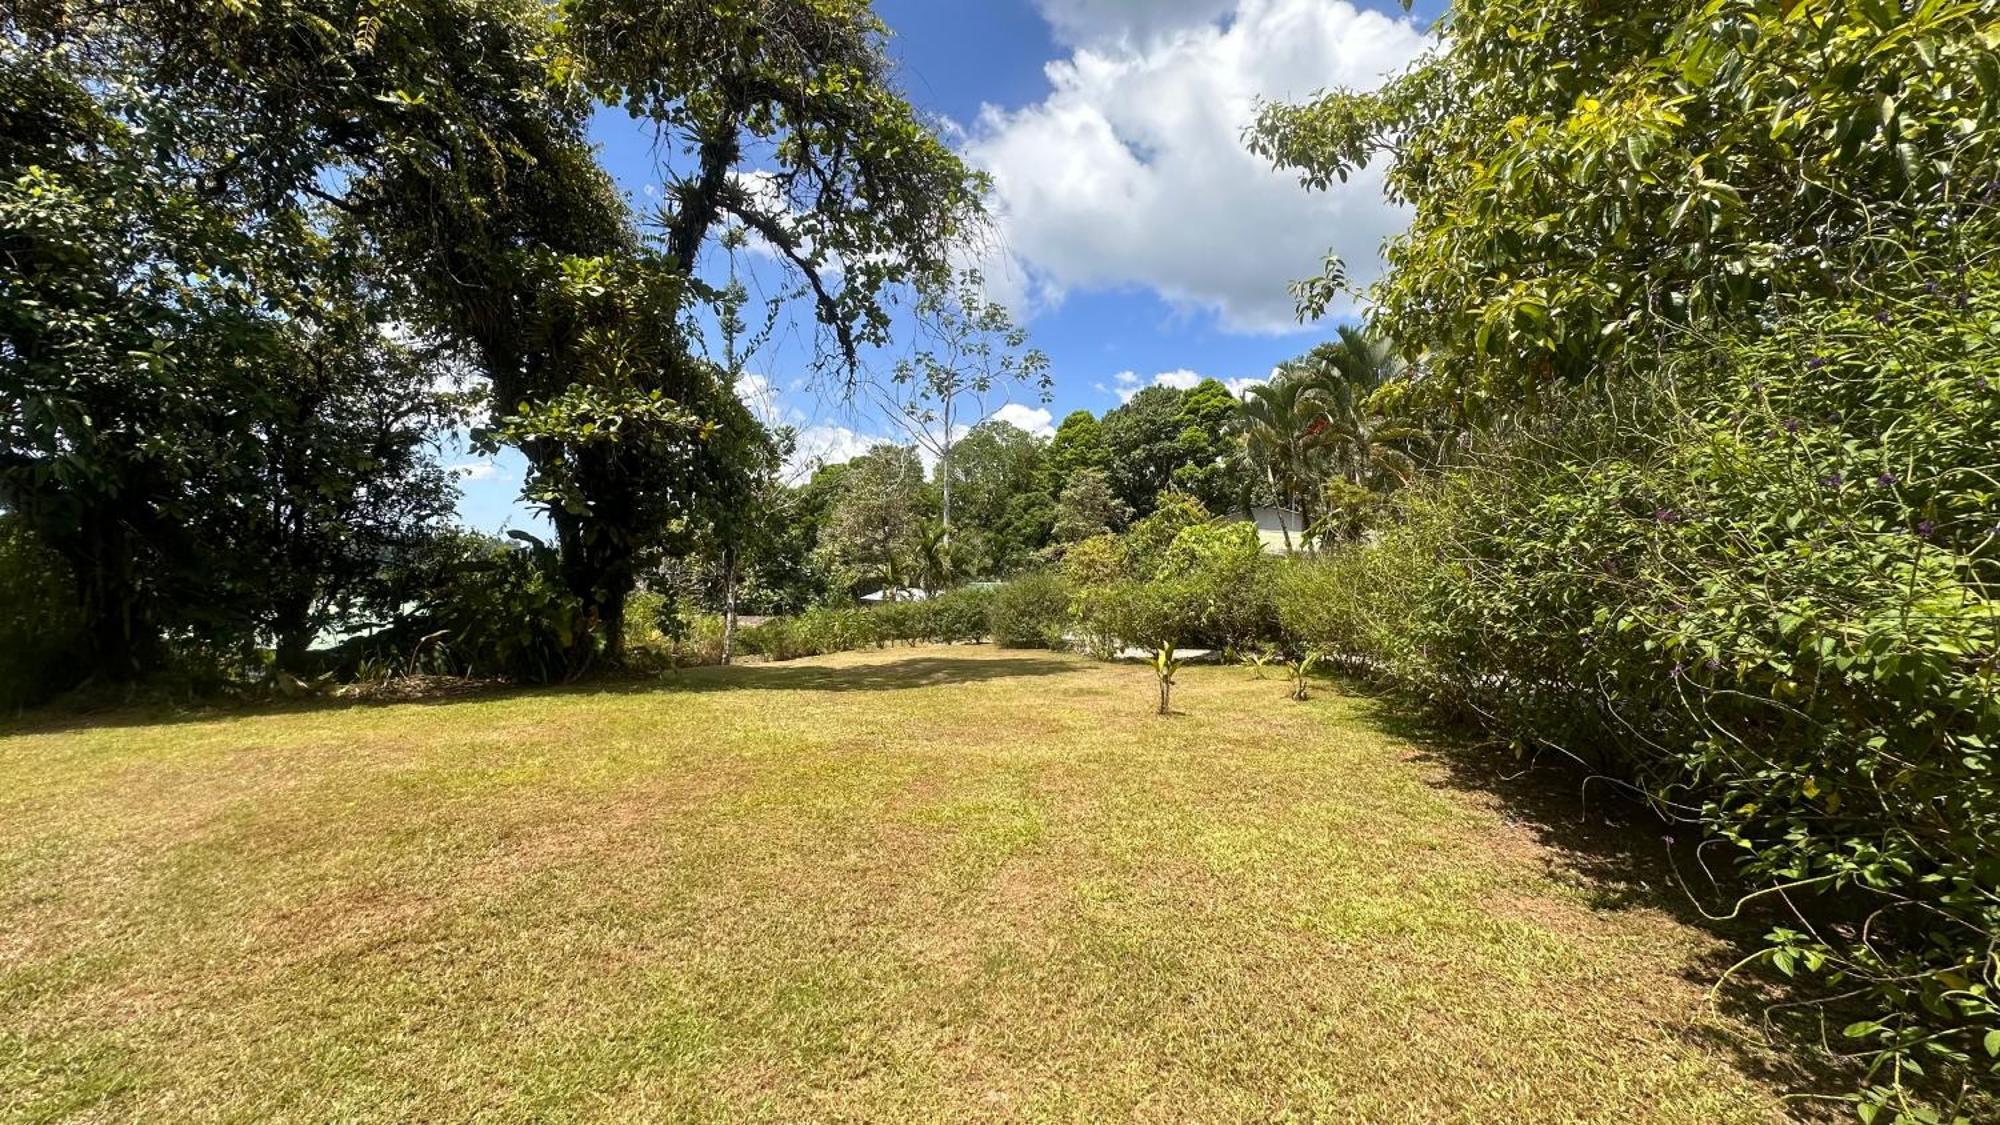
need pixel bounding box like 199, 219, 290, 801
1228, 506, 1307, 555
860, 586, 931, 604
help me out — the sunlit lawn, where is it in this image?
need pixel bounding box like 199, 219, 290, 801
1, 646, 1815, 1122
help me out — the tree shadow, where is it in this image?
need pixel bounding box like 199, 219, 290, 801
1331, 681, 1862, 1116
0, 653, 1081, 736
656, 654, 1079, 694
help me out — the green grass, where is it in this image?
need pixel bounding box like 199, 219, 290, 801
1, 646, 1815, 1122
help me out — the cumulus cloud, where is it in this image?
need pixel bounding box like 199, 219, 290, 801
451, 461, 501, 482
1103, 367, 1215, 403
963, 0, 1427, 333
1035, 0, 1236, 48
992, 403, 1057, 437
788, 424, 894, 482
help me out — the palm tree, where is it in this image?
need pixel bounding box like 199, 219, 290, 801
1293, 325, 1419, 492
1236, 326, 1422, 549
1235, 373, 1333, 552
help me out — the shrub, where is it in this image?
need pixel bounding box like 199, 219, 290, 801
737, 606, 879, 661
1156, 521, 1276, 653
1285, 286, 2000, 1108
988, 572, 1070, 649
924, 587, 992, 644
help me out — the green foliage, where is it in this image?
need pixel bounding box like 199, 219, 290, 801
1124, 492, 1212, 574
1274, 286, 2000, 1119
814, 444, 929, 598
942, 420, 1055, 576
0, 520, 86, 709
987, 572, 1072, 650
1102, 382, 1250, 517
1254, 0, 2000, 412
737, 607, 879, 663
871, 588, 993, 647
738, 587, 997, 662
1050, 467, 1129, 545
387, 532, 593, 683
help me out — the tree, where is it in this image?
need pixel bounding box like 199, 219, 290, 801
883, 270, 1050, 550
944, 420, 1054, 576
0, 37, 469, 680
232, 285, 462, 674
1101, 381, 1247, 518
814, 445, 926, 598
1101, 386, 1193, 516
1050, 469, 1130, 546
1047, 410, 1111, 483
1251, 0, 2000, 415
1236, 377, 1332, 552
1168, 378, 1250, 514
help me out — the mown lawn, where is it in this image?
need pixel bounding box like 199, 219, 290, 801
1, 646, 1816, 1122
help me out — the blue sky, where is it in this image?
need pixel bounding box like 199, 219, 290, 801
453, 0, 1445, 533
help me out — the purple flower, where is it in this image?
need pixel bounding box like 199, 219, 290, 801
1877, 471, 1900, 487
1705, 656, 1724, 672
1671, 662, 1688, 678
1873, 309, 1893, 326
1654, 508, 1683, 524
1915, 520, 1937, 539
1805, 357, 1826, 371
1821, 472, 1844, 490
1783, 418, 1803, 435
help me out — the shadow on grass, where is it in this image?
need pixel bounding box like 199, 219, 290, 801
659, 654, 1078, 694
1, 652, 1080, 737
1329, 679, 1860, 1117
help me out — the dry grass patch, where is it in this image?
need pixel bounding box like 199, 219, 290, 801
2, 646, 1817, 1122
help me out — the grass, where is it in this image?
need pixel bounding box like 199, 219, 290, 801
1, 645, 1820, 1122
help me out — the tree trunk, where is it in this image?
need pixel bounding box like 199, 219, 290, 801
271, 588, 316, 676
72, 511, 160, 683
1156, 675, 1172, 716
720, 546, 739, 666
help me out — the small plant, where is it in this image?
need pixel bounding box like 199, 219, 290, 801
1245, 647, 1275, 679
1286, 649, 1321, 702
1152, 641, 1183, 716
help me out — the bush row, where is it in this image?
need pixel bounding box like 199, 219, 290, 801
736, 587, 1002, 662
1275, 292, 2000, 1101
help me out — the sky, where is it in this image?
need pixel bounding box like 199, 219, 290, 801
452, 0, 1446, 534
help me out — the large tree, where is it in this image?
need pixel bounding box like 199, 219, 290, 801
814, 444, 927, 597
881, 270, 1049, 550
1252, 0, 2000, 415
942, 419, 1054, 577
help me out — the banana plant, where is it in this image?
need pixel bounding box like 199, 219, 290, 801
1287, 649, 1322, 702
1153, 641, 1184, 716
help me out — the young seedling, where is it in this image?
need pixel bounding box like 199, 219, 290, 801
1287, 649, 1322, 702
1153, 641, 1183, 715
1245, 647, 1274, 679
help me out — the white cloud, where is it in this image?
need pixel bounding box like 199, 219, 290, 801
788, 424, 893, 482
1106, 367, 1214, 403
992, 403, 1057, 437
451, 461, 501, 482
1035, 0, 1235, 48
964, 0, 1427, 333
735, 372, 785, 427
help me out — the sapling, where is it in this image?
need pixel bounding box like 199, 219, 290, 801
1287, 649, 1322, 702
1153, 641, 1183, 715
